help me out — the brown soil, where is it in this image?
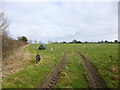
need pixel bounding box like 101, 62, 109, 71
37, 52, 68, 88
77, 51, 107, 88
2, 45, 31, 77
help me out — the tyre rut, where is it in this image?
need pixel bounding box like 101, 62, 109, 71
37, 52, 67, 88
77, 51, 107, 88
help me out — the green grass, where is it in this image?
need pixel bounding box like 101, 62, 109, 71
55, 51, 87, 88
55, 43, 118, 88
3, 44, 66, 88
76, 43, 118, 88
2, 43, 118, 88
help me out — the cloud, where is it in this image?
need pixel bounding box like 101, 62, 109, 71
3, 0, 120, 2
2, 2, 118, 43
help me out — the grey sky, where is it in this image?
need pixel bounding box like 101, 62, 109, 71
2, 1, 118, 43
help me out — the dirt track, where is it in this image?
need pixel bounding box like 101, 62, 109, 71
37, 52, 67, 88
77, 51, 107, 88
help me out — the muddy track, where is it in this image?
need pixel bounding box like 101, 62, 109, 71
37, 52, 67, 88
77, 51, 107, 88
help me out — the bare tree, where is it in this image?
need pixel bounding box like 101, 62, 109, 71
28, 39, 32, 44
34, 40, 37, 44
48, 40, 53, 44
39, 41, 41, 44
0, 12, 9, 38
0, 12, 10, 59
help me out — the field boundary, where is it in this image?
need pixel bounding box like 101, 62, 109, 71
37, 52, 68, 88
77, 51, 107, 88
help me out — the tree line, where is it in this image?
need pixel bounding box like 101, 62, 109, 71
48, 39, 119, 44
26, 39, 119, 44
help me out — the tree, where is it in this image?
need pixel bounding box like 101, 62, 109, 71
105, 40, 108, 43
18, 36, 28, 43
54, 41, 59, 44
39, 41, 41, 44
28, 39, 32, 44
48, 40, 53, 44
76, 41, 82, 43
34, 40, 37, 44
0, 12, 9, 39
101, 41, 104, 43
1, 12, 10, 58
72, 39, 77, 43
114, 40, 118, 43
62, 41, 66, 43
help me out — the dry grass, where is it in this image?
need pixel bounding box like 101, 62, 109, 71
2, 37, 26, 59
2, 45, 31, 76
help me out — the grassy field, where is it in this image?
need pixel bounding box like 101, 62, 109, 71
55, 43, 118, 88
2, 43, 118, 88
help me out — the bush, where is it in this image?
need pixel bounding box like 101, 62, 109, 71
18, 36, 28, 43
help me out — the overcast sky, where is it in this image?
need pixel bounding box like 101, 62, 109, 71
2, 1, 118, 43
